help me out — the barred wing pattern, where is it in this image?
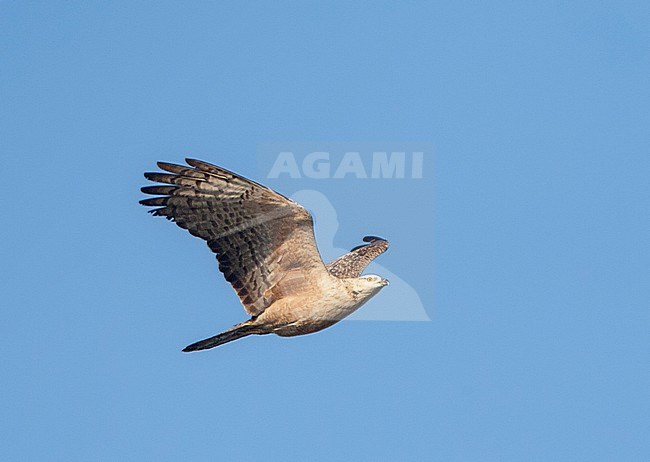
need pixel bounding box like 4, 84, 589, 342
326, 236, 389, 279
140, 158, 327, 316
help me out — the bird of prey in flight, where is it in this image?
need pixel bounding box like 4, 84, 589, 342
140, 158, 389, 351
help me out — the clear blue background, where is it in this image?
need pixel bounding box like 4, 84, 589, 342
1, 1, 648, 460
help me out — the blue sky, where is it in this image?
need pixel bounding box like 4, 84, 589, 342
1, 1, 649, 460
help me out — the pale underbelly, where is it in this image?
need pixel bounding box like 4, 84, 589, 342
263, 296, 372, 337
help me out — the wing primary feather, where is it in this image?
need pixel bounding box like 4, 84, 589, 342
141, 185, 177, 195
149, 207, 173, 218
139, 197, 168, 206
144, 172, 177, 184
185, 158, 225, 173
157, 161, 188, 174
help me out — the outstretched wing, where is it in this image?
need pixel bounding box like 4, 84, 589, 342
326, 236, 389, 278
140, 158, 327, 316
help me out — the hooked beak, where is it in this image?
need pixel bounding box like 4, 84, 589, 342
381, 278, 390, 287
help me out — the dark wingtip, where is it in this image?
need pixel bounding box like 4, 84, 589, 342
185, 158, 236, 177
157, 161, 176, 169
185, 158, 211, 169
141, 185, 176, 195
350, 236, 389, 251
139, 197, 167, 206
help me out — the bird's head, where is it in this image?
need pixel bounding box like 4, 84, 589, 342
351, 274, 390, 297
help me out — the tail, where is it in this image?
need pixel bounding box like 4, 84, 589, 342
182, 322, 256, 352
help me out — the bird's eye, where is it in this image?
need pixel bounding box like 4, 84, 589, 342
366, 277, 373, 282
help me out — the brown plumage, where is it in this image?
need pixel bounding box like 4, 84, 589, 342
140, 159, 389, 351
326, 236, 389, 278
